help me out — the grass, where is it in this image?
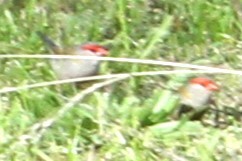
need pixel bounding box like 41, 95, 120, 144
1, 0, 242, 160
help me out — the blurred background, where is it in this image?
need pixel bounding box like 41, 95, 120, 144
0, 0, 242, 160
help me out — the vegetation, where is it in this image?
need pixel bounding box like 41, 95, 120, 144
0, 0, 242, 160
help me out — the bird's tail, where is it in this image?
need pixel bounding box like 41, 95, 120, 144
37, 31, 61, 54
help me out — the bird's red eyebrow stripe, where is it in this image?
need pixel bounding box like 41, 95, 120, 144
81, 44, 108, 51
81, 44, 108, 56
190, 77, 219, 91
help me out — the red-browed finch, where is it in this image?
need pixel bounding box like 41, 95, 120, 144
37, 32, 108, 80
177, 77, 219, 120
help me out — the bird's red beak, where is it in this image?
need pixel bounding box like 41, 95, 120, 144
206, 83, 219, 91
95, 47, 109, 56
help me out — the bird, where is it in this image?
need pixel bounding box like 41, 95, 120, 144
177, 77, 219, 120
37, 32, 108, 80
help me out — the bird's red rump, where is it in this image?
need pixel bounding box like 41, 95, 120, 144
190, 77, 219, 91
81, 44, 108, 56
